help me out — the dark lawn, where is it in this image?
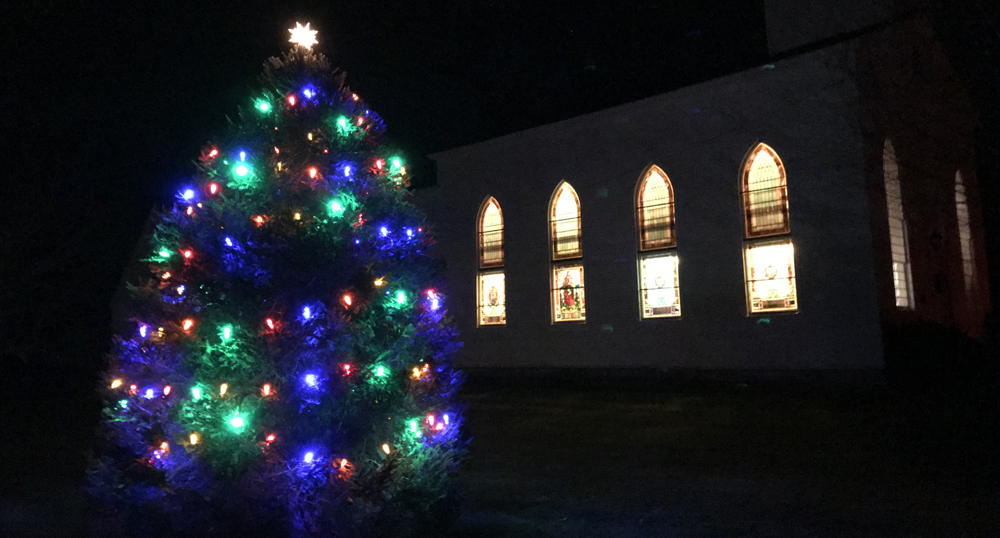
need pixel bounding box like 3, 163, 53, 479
2, 373, 998, 537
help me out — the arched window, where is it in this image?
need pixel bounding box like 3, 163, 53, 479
884, 140, 914, 309
741, 143, 790, 238
550, 182, 582, 260
636, 165, 676, 250
635, 165, 680, 318
478, 197, 504, 268
955, 171, 974, 294
476, 196, 505, 326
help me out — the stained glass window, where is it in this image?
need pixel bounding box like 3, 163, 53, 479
884, 140, 914, 308
479, 197, 504, 268
552, 264, 585, 322
742, 143, 790, 238
955, 171, 974, 295
637, 166, 675, 250
639, 253, 680, 318
550, 182, 582, 260
477, 271, 506, 326
745, 239, 798, 313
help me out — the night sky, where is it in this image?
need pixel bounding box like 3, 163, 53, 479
3, 0, 768, 374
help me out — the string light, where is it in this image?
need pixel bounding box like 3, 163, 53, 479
221, 325, 232, 340
239, 151, 246, 161
344, 165, 351, 177
262, 384, 271, 396
443, 413, 450, 425
229, 416, 244, 429
391, 157, 401, 169
208, 182, 219, 194
182, 249, 193, 259
256, 100, 270, 112
308, 167, 317, 178
375, 159, 384, 170
189, 433, 199, 445
435, 422, 445, 431
294, 212, 302, 220
375, 365, 387, 377
163, 385, 172, 396
182, 189, 196, 201
145, 388, 155, 399
160, 441, 169, 452
380, 226, 388, 237
111, 379, 123, 389
129, 384, 138, 395
235, 164, 249, 177
266, 433, 276, 443
208, 148, 219, 158
253, 215, 265, 226
342, 364, 352, 375
220, 383, 228, 396
427, 414, 435, 426
191, 387, 202, 401
266, 318, 275, 330
304, 374, 318, 387
374, 278, 384, 287
287, 95, 297, 106
357, 117, 364, 126
161, 272, 171, 280
342, 294, 352, 307
139, 324, 148, 338
186, 206, 194, 216
330, 200, 343, 215
303, 451, 315, 463
381, 443, 390, 455
302, 306, 312, 320
182, 319, 194, 331
307, 132, 314, 141
396, 291, 406, 304
409, 420, 418, 432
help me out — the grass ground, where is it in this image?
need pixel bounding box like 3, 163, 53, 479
2, 373, 998, 537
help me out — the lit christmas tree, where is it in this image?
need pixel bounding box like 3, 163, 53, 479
89, 23, 464, 538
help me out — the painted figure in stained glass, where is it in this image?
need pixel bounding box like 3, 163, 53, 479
745, 240, 797, 313
553, 266, 585, 321
478, 272, 506, 325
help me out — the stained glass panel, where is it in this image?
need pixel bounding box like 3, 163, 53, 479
477, 271, 506, 326
639, 253, 681, 318
745, 239, 798, 313
552, 265, 585, 322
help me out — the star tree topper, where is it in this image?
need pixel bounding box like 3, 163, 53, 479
289, 22, 318, 49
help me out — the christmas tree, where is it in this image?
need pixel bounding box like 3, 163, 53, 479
90, 23, 464, 538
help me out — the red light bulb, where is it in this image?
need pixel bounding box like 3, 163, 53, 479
182, 249, 193, 259
208, 183, 219, 195
265, 318, 275, 330
287, 95, 296, 106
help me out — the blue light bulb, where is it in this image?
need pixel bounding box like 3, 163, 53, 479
304, 451, 315, 463
380, 227, 388, 237
302, 306, 312, 320
405, 228, 413, 237
344, 165, 351, 177
354, 239, 360, 245
239, 151, 246, 162
304, 374, 317, 387
182, 189, 195, 201
139, 324, 148, 338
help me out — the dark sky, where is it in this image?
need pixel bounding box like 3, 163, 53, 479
1, 0, 768, 369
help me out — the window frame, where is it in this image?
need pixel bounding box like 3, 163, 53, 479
637, 252, 681, 319
743, 237, 799, 314
635, 164, 677, 251
477, 196, 505, 269
549, 181, 583, 261
476, 270, 507, 327
883, 139, 915, 309
550, 263, 586, 323
741, 143, 791, 239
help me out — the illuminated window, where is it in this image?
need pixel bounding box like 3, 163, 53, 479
478, 197, 504, 268
552, 264, 585, 322
955, 171, 974, 294
884, 140, 914, 308
637, 165, 675, 250
550, 182, 582, 260
741, 143, 790, 238
477, 271, 506, 326
639, 253, 680, 318
744, 239, 798, 313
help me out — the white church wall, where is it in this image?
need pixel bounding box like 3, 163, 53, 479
425, 41, 884, 370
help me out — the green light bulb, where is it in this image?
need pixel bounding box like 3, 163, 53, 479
221, 325, 232, 341
336, 117, 348, 129
330, 200, 344, 216
229, 415, 244, 429
409, 420, 418, 432
396, 291, 406, 304
235, 165, 249, 177
257, 100, 270, 112
391, 157, 402, 169
191, 387, 202, 401
376, 365, 387, 377
159, 250, 171, 258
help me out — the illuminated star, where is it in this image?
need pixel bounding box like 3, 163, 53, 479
288, 22, 319, 49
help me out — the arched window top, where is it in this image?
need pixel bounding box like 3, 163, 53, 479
636, 164, 676, 250
550, 181, 582, 260
478, 196, 504, 268
742, 143, 790, 238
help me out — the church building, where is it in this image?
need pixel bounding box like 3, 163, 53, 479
421, 3, 991, 370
